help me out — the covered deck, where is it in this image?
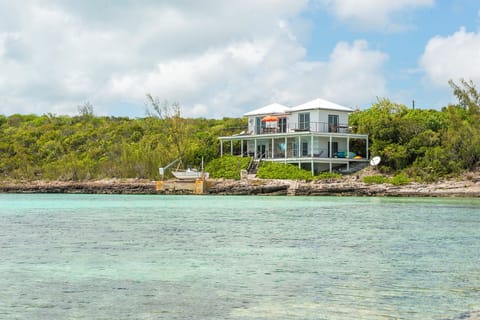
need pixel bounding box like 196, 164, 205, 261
219, 131, 369, 174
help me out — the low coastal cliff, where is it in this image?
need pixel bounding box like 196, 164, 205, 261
209, 176, 480, 197
1, 174, 479, 197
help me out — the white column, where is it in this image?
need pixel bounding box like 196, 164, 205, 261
347, 136, 350, 157
272, 137, 274, 159
241, 140, 244, 157
366, 137, 369, 159
311, 133, 314, 176
347, 136, 350, 171
298, 136, 301, 158
254, 139, 257, 159
230, 140, 233, 155
329, 136, 332, 157
220, 140, 223, 157
311, 134, 314, 158
329, 135, 333, 172
284, 136, 287, 163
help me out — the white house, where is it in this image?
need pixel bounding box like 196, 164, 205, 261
219, 98, 369, 174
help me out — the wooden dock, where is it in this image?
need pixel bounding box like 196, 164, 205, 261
155, 178, 211, 195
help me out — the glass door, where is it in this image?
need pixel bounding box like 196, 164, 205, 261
328, 115, 339, 132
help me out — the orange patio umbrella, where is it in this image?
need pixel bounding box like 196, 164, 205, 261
261, 115, 279, 122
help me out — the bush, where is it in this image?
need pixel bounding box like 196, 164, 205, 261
316, 172, 342, 180
363, 175, 389, 184
205, 155, 251, 180
257, 162, 314, 180
390, 173, 412, 186
363, 174, 412, 185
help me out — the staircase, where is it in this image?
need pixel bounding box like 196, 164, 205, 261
247, 155, 264, 175
247, 159, 260, 174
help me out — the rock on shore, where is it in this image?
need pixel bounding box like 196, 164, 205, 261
209, 176, 480, 197
0, 179, 157, 194
0, 171, 479, 197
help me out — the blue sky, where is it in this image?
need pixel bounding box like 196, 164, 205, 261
1, 1, 480, 118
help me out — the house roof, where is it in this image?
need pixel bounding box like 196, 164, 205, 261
244, 98, 354, 117
290, 98, 354, 113
243, 103, 290, 116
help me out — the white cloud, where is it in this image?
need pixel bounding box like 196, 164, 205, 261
108, 38, 387, 117
420, 27, 480, 87
0, 0, 388, 118
319, 0, 434, 30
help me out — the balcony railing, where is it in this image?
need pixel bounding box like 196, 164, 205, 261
253, 122, 351, 135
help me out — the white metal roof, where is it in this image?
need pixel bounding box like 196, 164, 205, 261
289, 98, 354, 113
244, 99, 353, 117
243, 103, 290, 116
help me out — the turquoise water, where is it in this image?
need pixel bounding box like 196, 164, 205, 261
0, 194, 479, 320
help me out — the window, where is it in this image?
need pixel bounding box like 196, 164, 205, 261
278, 117, 287, 133
298, 112, 310, 130
328, 115, 339, 132
255, 117, 266, 134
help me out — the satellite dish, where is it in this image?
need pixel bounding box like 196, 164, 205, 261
370, 156, 381, 166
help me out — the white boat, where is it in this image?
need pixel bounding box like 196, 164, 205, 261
172, 168, 209, 180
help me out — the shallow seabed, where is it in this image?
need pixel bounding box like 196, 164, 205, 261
0, 194, 479, 320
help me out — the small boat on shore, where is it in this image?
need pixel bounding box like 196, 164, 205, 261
172, 168, 209, 180
159, 157, 209, 180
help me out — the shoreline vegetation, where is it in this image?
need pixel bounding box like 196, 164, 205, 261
0, 81, 479, 189
1, 167, 479, 197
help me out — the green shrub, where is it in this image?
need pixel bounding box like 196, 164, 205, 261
363, 175, 389, 184
205, 155, 251, 180
390, 173, 412, 186
257, 161, 314, 180
317, 172, 342, 180
363, 174, 413, 185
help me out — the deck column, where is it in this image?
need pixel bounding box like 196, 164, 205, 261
241, 140, 244, 157
254, 139, 257, 159
230, 140, 233, 155
272, 137, 274, 159
311, 134, 314, 158
311, 133, 314, 176
298, 136, 301, 158
329, 135, 333, 172
284, 136, 287, 163
347, 136, 350, 171
329, 136, 332, 158
220, 140, 223, 157
366, 137, 369, 159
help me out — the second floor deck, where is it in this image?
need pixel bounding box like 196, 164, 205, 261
251, 121, 351, 135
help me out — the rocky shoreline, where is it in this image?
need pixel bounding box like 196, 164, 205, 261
0, 179, 158, 194
1, 172, 479, 197
209, 175, 480, 197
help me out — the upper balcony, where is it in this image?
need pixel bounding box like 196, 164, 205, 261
252, 121, 352, 135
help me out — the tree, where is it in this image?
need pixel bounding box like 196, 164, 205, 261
77, 102, 94, 117
448, 79, 480, 116
145, 94, 193, 166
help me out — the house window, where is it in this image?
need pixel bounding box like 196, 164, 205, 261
278, 117, 287, 133
299, 112, 310, 130
256, 117, 266, 134
328, 115, 339, 132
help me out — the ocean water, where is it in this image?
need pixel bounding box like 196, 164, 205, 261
0, 194, 479, 320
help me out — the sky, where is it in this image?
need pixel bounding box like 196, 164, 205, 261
1, 0, 480, 118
